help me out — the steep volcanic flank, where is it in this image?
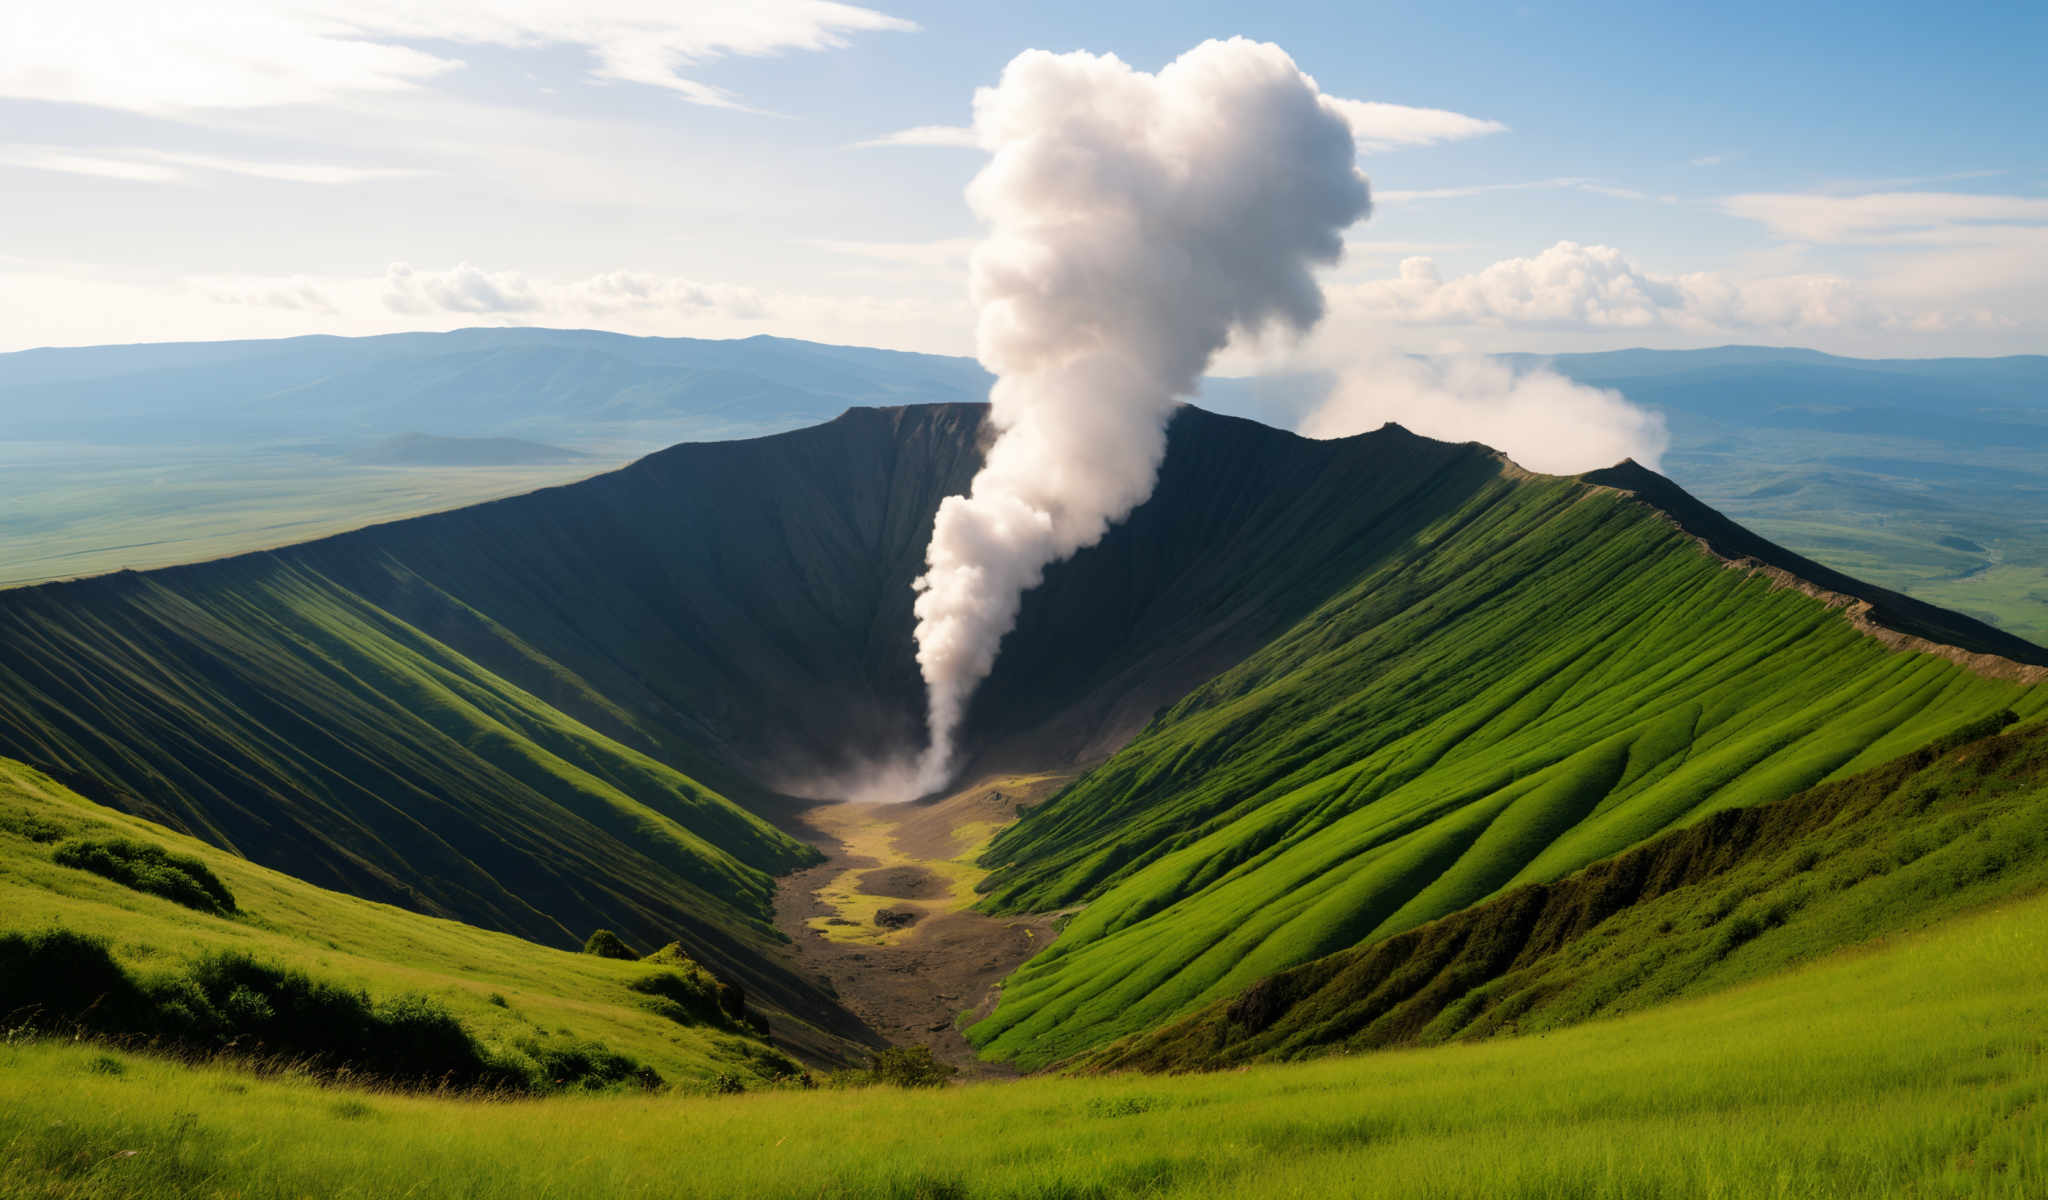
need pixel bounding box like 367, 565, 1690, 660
0, 403, 2041, 1065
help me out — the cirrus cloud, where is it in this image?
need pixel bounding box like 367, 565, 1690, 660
0, 1, 916, 114
855, 94, 1505, 155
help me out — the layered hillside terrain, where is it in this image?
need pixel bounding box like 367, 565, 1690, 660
1094, 710, 2048, 1071
964, 440, 2045, 1068
0, 401, 2041, 1072
0, 758, 798, 1087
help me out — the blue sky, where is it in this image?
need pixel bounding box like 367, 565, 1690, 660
2, 0, 2042, 358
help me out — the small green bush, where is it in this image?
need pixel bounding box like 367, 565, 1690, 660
641, 941, 697, 967
520, 1037, 662, 1093
0, 929, 523, 1091
866, 1045, 955, 1089
581, 929, 636, 959
627, 968, 728, 1027
0, 928, 152, 1032
51, 837, 236, 915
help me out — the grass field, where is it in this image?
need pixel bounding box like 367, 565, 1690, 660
3, 879, 2044, 1198
0, 442, 615, 588
0, 757, 799, 1088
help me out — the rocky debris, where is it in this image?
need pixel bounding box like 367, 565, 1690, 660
874, 908, 922, 930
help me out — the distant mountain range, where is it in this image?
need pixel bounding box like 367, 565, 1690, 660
349, 433, 590, 466
1, 328, 2044, 639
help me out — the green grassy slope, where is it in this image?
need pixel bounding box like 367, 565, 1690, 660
1093, 711, 2048, 1070
0, 758, 799, 1087
0, 560, 855, 1056
6, 879, 2047, 1198
970, 466, 2045, 1068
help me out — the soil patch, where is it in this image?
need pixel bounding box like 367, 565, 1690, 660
770, 773, 1071, 1077
858, 866, 948, 899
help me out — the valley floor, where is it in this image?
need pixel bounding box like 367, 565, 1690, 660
4, 883, 2045, 1198
770, 775, 1070, 1075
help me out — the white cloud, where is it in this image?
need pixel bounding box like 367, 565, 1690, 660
851, 124, 980, 149
1375, 177, 1640, 203
811, 237, 976, 267
1301, 354, 1669, 475
859, 98, 1504, 155
1321, 98, 1508, 152
1721, 190, 2048, 244
204, 277, 341, 314
0, 260, 971, 354
0, 145, 183, 182
1332, 240, 2014, 336
382, 262, 793, 323
142, 151, 428, 184
384, 262, 542, 314
0, 143, 427, 185
0, 1, 916, 114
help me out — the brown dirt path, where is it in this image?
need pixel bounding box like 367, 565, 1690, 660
770, 773, 1070, 1077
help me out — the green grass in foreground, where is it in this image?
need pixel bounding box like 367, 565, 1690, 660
4, 885, 2046, 1198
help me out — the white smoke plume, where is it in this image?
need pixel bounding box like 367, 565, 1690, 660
908, 39, 1372, 794
1299, 354, 1670, 474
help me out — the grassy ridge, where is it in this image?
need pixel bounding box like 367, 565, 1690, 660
970, 470, 2044, 1067
0, 757, 801, 1086
1093, 711, 2048, 1070
4, 881, 2046, 1197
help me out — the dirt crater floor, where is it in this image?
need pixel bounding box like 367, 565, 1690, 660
771, 774, 1070, 1077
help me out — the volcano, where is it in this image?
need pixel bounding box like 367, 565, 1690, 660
0, 403, 2039, 1063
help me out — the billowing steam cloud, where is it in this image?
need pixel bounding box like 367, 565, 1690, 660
909, 39, 1371, 793
1299, 354, 1670, 474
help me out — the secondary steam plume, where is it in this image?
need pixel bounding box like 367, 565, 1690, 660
909, 39, 1371, 793
1299, 354, 1670, 474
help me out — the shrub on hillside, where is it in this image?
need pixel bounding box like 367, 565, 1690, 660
0, 929, 524, 1091
51, 836, 237, 915
627, 968, 728, 1027
582, 929, 636, 959
519, 1037, 662, 1092
867, 1045, 955, 1089
641, 941, 697, 967
0, 928, 152, 1034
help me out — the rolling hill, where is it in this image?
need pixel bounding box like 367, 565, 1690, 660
0, 400, 2041, 1076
